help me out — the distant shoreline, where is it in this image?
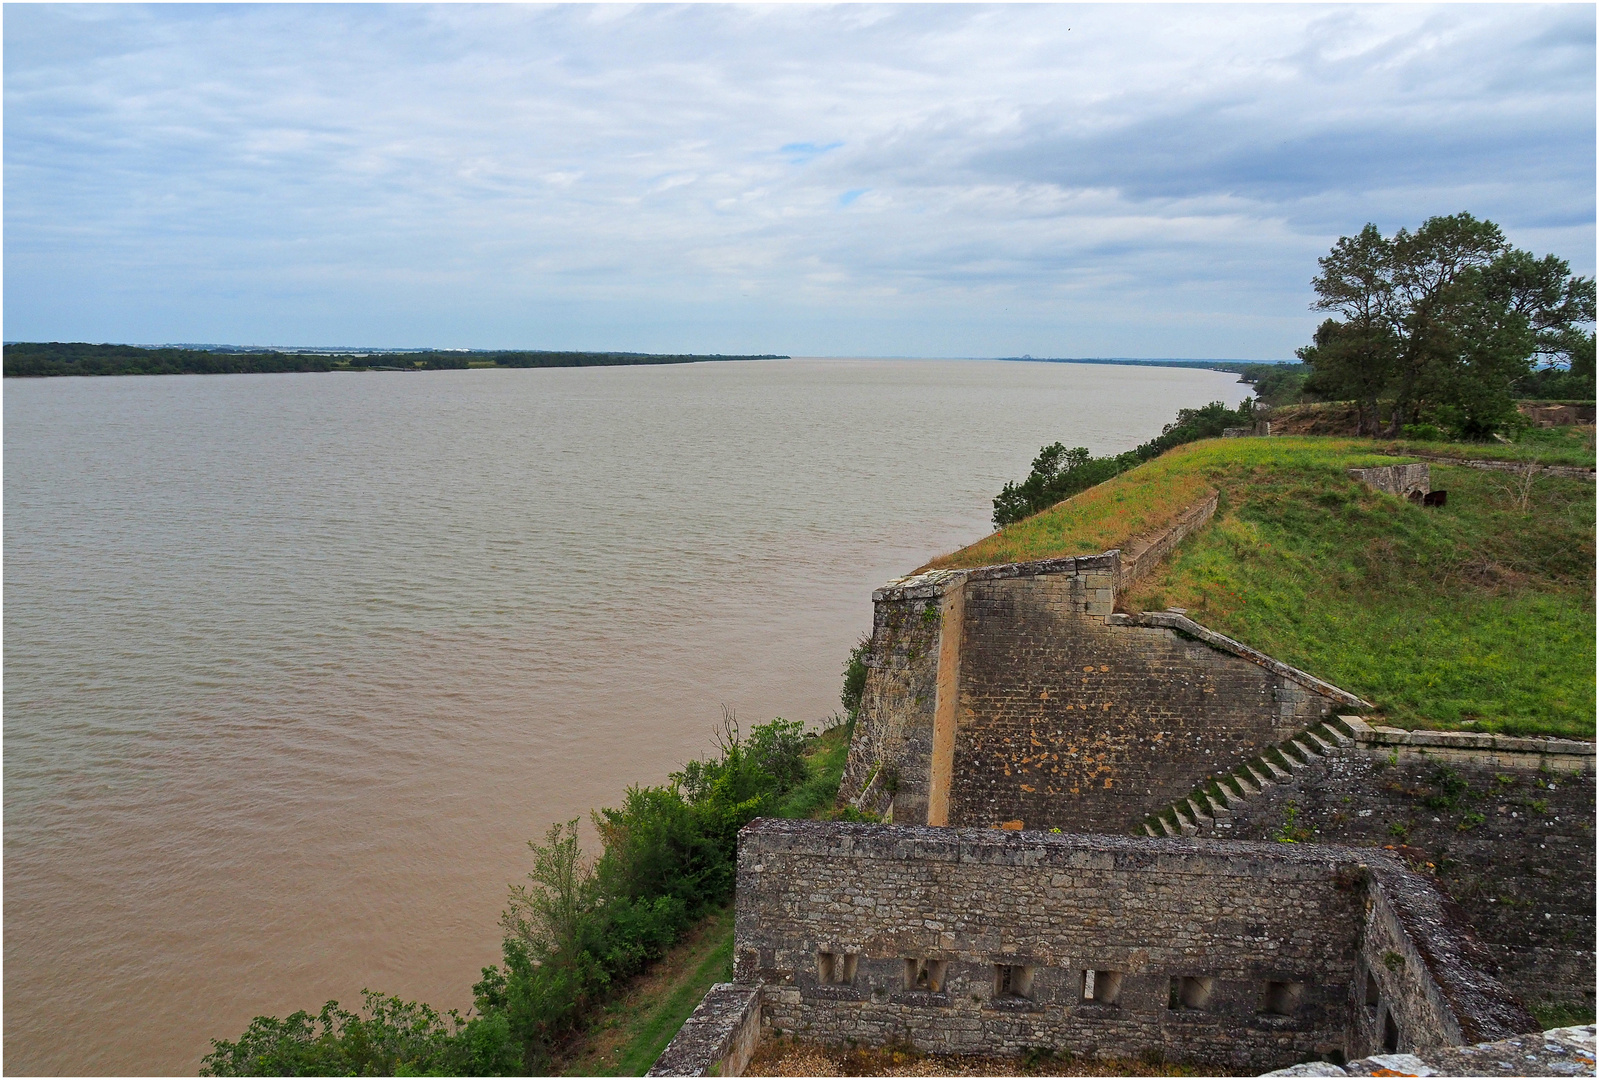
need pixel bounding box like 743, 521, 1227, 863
997, 355, 1289, 375
1, 343, 789, 378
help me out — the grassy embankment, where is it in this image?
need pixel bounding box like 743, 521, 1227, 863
552, 724, 853, 1076
927, 437, 1595, 740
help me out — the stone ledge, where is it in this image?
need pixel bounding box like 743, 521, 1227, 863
1376, 451, 1597, 481
1341, 716, 1595, 767
740, 817, 1390, 877
1106, 611, 1371, 709
647, 982, 762, 1077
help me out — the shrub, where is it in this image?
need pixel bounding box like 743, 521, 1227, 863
993, 400, 1256, 526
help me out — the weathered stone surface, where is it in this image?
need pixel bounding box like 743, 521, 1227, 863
1264, 1025, 1598, 1077
950, 570, 1361, 835
733, 820, 1532, 1074
647, 983, 761, 1077
1218, 730, 1596, 1011
1347, 464, 1431, 499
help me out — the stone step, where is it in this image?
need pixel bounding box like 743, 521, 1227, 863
1314, 721, 1354, 748
1273, 747, 1308, 772
1139, 719, 1352, 842
1301, 729, 1337, 755
1260, 757, 1293, 782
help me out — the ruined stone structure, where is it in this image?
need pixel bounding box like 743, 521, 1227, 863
1347, 463, 1431, 500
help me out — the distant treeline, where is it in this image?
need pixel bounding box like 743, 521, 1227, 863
2, 342, 786, 378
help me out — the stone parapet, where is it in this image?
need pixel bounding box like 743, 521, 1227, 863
1341, 716, 1595, 772
1109, 611, 1371, 710
647, 982, 762, 1077
1265, 1024, 1596, 1077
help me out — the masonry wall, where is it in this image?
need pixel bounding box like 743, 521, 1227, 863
950, 573, 1347, 833
837, 551, 1361, 834
837, 570, 957, 823
732, 820, 1532, 1073
1218, 746, 1597, 1011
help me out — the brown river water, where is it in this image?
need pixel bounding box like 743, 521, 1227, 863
3, 358, 1245, 1074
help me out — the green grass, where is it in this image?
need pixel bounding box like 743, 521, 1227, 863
776, 719, 853, 818
1113, 441, 1594, 738
1381, 427, 1596, 467
1530, 999, 1597, 1031
929, 438, 1414, 570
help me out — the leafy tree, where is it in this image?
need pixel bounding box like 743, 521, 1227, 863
841, 639, 871, 719
1301, 213, 1595, 437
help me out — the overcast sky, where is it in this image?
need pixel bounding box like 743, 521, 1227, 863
4, 4, 1594, 358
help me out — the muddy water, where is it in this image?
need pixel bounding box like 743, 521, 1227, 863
3, 358, 1245, 1074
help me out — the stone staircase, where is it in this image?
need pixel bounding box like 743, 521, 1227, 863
1140, 716, 1358, 839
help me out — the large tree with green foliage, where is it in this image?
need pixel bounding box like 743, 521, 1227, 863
1300, 213, 1595, 438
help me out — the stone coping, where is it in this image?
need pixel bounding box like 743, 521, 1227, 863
1108, 610, 1371, 709
1341, 716, 1596, 756
874, 554, 1120, 603
740, 817, 1392, 877
646, 982, 761, 1077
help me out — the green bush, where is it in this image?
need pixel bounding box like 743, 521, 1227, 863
199, 990, 521, 1077
841, 639, 871, 718
993, 400, 1257, 526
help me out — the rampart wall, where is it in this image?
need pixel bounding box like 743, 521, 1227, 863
839, 518, 1367, 833
731, 820, 1534, 1073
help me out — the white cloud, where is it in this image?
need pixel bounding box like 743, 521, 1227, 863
3, 3, 1592, 356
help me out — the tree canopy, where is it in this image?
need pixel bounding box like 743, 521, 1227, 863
1298, 213, 1595, 437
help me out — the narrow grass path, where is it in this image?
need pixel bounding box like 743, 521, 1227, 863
557, 903, 736, 1076
555, 720, 852, 1075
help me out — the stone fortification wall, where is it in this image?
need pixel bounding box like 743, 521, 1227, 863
731, 820, 1533, 1074
1210, 721, 1596, 1011
838, 536, 1366, 833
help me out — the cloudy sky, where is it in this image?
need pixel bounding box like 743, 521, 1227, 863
4, 4, 1594, 358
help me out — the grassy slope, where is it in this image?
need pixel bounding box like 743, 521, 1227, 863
1266, 403, 1597, 466
554, 722, 854, 1076
939, 438, 1595, 739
